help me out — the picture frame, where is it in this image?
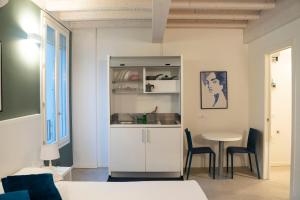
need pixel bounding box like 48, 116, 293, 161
0, 41, 2, 112
200, 71, 228, 109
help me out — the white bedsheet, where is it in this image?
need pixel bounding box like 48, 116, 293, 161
0, 182, 3, 194
55, 180, 208, 200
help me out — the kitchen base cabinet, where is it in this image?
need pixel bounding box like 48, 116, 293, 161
110, 128, 145, 172
110, 127, 181, 173
146, 128, 181, 172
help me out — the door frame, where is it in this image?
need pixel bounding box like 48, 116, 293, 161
264, 46, 294, 183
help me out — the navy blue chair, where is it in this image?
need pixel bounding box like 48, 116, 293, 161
226, 128, 261, 179
185, 128, 216, 179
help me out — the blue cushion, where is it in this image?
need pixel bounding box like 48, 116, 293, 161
1, 174, 61, 200
0, 190, 30, 200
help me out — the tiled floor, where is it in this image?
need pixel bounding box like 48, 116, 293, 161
71, 166, 290, 200
72, 168, 109, 182
190, 166, 290, 200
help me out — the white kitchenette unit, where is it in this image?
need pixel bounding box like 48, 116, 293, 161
108, 56, 183, 178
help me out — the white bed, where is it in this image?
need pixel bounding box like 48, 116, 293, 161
1, 180, 208, 200
56, 181, 207, 200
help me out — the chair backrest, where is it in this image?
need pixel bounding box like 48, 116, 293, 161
247, 128, 260, 152
185, 128, 193, 151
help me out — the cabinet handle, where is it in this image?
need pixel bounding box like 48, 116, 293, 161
147, 129, 150, 143
142, 129, 146, 143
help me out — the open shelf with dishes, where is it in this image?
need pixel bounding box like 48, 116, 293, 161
108, 56, 182, 115
143, 67, 180, 94
110, 64, 181, 94
111, 67, 143, 94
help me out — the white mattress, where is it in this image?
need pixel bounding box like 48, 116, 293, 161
55, 181, 208, 200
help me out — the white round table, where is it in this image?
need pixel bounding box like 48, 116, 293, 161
201, 132, 242, 178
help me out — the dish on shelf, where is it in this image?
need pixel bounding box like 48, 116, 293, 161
129, 75, 140, 81
117, 70, 124, 81
160, 75, 178, 80
113, 70, 142, 82
128, 71, 140, 81
121, 70, 129, 81
124, 71, 130, 81
146, 74, 163, 80
114, 71, 122, 82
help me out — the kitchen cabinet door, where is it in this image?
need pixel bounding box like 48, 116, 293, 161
110, 128, 146, 172
146, 128, 181, 172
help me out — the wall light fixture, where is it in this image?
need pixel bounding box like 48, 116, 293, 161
27, 33, 41, 44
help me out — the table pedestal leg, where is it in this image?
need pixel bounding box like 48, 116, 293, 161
218, 141, 224, 177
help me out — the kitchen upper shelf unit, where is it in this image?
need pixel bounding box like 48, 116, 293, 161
109, 56, 181, 94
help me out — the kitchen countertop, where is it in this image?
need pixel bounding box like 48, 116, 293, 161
110, 124, 182, 128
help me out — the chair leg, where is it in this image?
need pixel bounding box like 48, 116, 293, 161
186, 153, 193, 180
231, 153, 234, 179
213, 153, 216, 179
209, 153, 211, 174
254, 152, 261, 179
184, 151, 190, 173
226, 151, 229, 173
248, 153, 253, 172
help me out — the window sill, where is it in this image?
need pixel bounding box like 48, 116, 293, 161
59, 138, 70, 149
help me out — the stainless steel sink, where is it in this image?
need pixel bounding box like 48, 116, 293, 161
111, 113, 181, 125
158, 120, 180, 125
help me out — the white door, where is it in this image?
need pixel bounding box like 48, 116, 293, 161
270, 48, 292, 166
110, 128, 146, 172
146, 128, 181, 172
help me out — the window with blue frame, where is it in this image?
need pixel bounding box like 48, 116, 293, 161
43, 13, 70, 147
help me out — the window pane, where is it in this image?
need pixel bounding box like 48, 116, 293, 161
59, 34, 68, 140
45, 26, 56, 144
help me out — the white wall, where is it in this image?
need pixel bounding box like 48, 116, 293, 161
72, 29, 98, 168
163, 29, 249, 167
72, 28, 249, 168
270, 48, 292, 166
248, 18, 300, 199
0, 114, 42, 178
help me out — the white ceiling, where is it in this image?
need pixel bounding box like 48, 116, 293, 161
33, 0, 277, 42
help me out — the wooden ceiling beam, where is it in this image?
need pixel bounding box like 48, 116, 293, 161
168, 19, 248, 29
55, 10, 152, 22
169, 10, 260, 20
68, 20, 152, 29
171, 0, 275, 11
167, 23, 247, 29
45, 0, 152, 12
152, 0, 172, 43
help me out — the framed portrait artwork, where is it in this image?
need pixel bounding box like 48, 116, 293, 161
0, 41, 2, 111
200, 71, 228, 109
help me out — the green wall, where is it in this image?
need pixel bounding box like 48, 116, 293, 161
0, 0, 73, 166
0, 0, 40, 119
